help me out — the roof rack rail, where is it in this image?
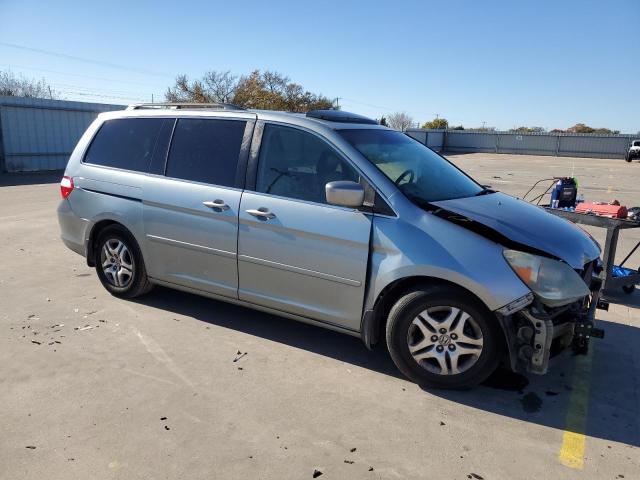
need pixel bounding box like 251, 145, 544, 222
306, 109, 377, 125
126, 102, 246, 111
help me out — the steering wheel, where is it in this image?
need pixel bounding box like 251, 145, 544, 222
395, 169, 415, 186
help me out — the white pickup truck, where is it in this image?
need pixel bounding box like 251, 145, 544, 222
625, 139, 640, 162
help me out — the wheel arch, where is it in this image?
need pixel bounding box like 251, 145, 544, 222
86, 219, 134, 267
362, 275, 508, 355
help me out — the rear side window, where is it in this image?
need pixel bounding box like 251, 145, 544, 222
84, 118, 165, 172
165, 118, 246, 187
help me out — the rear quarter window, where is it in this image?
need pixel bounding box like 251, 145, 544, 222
84, 118, 166, 172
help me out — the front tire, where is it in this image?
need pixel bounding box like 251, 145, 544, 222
386, 285, 503, 389
94, 225, 153, 298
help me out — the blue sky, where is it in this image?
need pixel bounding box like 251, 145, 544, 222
1, 0, 638, 132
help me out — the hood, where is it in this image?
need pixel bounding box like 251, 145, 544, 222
432, 192, 601, 269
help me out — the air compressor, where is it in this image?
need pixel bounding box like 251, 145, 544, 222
550, 177, 578, 208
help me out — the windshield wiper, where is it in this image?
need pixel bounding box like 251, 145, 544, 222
475, 187, 496, 196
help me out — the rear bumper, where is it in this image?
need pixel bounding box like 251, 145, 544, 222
57, 200, 89, 258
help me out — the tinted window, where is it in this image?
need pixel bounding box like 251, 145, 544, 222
339, 129, 483, 203
84, 118, 165, 172
165, 118, 246, 187
256, 124, 359, 204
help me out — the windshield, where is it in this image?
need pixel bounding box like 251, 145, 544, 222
338, 129, 484, 203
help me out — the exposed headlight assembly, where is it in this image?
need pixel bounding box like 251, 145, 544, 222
503, 250, 590, 307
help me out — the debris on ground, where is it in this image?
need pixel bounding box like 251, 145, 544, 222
368, 467, 374, 471
312, 469, 323, 478
164, 426, 170, 431
160, 417, 167, 421
31, 340, 41, 345
75, 325, 94, 331
350, 447, 356, 452
344, 459, 354, 464
468, 474, 484, 480
440, 421, 446, 426
25, 446, 36, 449
233, 351, 248, 362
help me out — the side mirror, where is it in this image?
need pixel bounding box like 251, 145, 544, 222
325, 180, 365, 208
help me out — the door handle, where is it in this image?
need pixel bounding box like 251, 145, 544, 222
246, 207, 276, 220
203, 199, 230, 211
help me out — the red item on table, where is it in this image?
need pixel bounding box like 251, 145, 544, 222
575, 202, 628, 218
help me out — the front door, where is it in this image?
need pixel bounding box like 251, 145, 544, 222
143, 117, 249, 298
238, 124, 372, 331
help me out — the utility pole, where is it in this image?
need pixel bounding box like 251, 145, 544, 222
48, 86, 52, 99
481, 121, 486, 129
334, 97, 340, 110
151, 93, 154, 103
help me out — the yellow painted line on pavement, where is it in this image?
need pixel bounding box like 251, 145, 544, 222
558, 349, 595, 469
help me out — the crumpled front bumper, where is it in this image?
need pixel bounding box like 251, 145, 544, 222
497, 286, 604, 375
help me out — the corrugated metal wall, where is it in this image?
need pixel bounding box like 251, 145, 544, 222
0, 96, 124, 172
406, 129, 636, 159
0, 97, 634, 172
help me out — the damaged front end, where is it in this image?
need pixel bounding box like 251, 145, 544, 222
424, 194, 606, 375
496, 259, 606, 375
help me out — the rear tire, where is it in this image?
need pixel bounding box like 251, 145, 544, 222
625, 152, 632, 162
385, 285, 503, 389
94, 224, 153, 298
622, 284, 635, 294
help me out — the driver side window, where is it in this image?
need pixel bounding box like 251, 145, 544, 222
256, 124, 359, 204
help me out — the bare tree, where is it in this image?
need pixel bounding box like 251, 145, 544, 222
0, 69, 57, 98
202, 70, 238, 103
387, 112, 414, 131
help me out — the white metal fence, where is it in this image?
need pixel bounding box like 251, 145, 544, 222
0, 96, 124, 172
405, 129, 637, 159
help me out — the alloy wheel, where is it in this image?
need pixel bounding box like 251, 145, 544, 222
100, 238, 134, 288
407, 306, 484, 375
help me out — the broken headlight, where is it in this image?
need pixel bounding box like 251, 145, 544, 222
503, 250, 590, 307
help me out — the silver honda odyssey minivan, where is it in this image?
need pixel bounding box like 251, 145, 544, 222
58, 104, 603, 389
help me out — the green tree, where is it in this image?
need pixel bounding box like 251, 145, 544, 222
422, 117, 449, 129
509, 126, 545, 133
166, 69, 333, 112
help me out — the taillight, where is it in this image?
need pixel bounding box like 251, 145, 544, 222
60, 176, 74, 199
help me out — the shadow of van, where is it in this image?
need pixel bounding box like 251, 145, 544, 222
134, 286, 640, 449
